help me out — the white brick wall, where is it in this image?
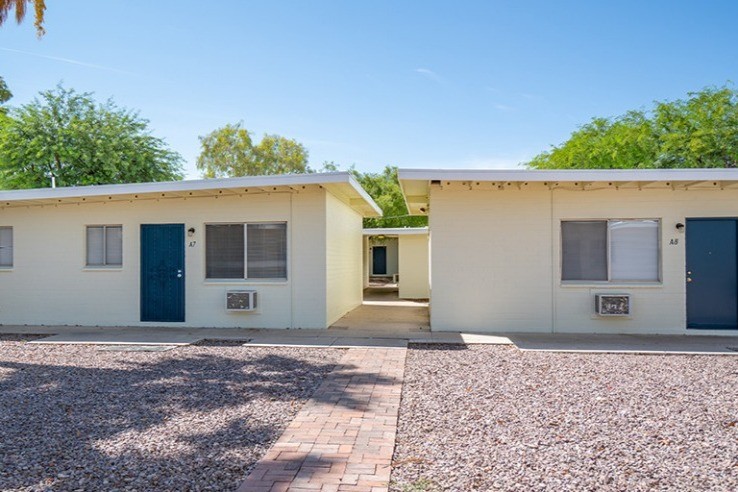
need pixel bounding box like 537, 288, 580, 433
0, 188, 342, 329
398, 235, 429, 299
325, 192, 363, 325
429, 182, 738, 335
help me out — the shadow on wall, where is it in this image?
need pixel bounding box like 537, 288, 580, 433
0, 336, 400, 490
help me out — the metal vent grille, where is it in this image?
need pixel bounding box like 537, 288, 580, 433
226, 290, 257, 312
595, 294, 631, 316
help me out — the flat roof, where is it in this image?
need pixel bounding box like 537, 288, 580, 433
363, 227, 428, 236
398, 168, 738, 215
0, 172, 383, 217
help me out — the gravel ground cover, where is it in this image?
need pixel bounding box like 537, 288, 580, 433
391, 344, 738, 491
0, 335, 344, 491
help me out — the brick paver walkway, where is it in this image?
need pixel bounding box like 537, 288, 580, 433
237, 347, 407, 492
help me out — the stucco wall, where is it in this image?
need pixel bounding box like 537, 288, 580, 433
0, 189, 329, 329
325, 192, 363, 325
429, 182, 738, 335
398, 235, 430, 299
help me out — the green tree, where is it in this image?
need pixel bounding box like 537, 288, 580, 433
529, 86, 738, 169
0, 75, 11, 113
0, 84, 183, 189
196, 122, 310, 177
0, 0, 45, 37
352, 166, 427, 228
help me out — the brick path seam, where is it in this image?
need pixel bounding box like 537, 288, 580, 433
236, 346, 407, 492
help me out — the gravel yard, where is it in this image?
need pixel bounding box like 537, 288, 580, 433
0, 335, 344, 492
391, 344, 738, 491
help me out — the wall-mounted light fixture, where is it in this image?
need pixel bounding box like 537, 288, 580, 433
188, 227, 196, 237
675, 222, 685, 232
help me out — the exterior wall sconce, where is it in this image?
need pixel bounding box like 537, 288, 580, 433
188, 227, 196, 237
676, 223, 685, 232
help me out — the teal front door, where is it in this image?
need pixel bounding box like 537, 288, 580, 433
686, 219, 738, 329
140, 224, 185, 322
373, 246, 387, 275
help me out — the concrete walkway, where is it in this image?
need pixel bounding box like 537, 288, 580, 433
237, 347, 407, 492
4, 325, 738, 355
330, 288, 430, 333
508, 332, 738, 355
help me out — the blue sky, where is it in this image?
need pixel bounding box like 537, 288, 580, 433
2, 1, 738, 179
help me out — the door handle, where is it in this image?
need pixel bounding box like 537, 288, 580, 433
177, 269, 183, 278
686, 277, 692, 283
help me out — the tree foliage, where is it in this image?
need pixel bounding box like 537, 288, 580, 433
0, 85, 183, 189
0, 75, 11, 114
0, 0, 45, 37
196, 125, 423, 227
529, 86, 738, 169
352, 166, 427, 228
196, 123, 310, 178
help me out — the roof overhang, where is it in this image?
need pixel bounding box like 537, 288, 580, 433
0, 172, 383, 217
398, 168, 738, 215
363, 227, 428, 237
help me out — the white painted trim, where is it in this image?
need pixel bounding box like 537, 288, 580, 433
398, 167, 738, 183
0, 172, 383, 217
363, 227, 429, 236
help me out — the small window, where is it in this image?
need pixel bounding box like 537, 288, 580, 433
0, 227, 12, 267
562, 219, 660, 282
206, 223, 287, 280
87, 225, 123, 267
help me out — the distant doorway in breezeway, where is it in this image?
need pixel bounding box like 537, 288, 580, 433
372, 245, 388, 275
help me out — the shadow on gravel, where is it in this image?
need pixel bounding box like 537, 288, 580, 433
0, 343, 399, 491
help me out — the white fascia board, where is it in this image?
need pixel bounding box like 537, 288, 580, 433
363, 227, 429, 236
0, 171, 383, 217
346, 173, 383, 216
398, 168, 738, 183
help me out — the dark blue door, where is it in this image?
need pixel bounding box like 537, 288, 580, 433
141, 224, 185, 322
373, 246, 387, 275
686, 219, 737, 329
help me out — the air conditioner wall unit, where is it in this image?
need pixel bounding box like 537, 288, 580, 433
226, 290, 258, 312
594, 294, 631, 317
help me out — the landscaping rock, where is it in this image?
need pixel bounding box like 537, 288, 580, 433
390, 344, 738, 491
0, 335, 343, 491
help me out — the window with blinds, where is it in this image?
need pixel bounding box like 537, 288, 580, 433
561, 219, 660, 282
206, 223, 287, 280
561, 221, 608, 281
206, 224, 245, 279
86, 225, 123, 267
0, 227, 12, 267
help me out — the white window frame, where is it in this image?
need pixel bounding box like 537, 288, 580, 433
0, 226, 13, 269
561, 219, 662, 284
205, 222, 288, 281
86, 225, 123, 268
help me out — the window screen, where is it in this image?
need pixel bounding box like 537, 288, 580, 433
87, 225, 122, 266
561, 221, 608, 281
609, 220, 659, 281
206, 224, 245, 279
247, 223, 287, 279
0, 227, 12, 267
